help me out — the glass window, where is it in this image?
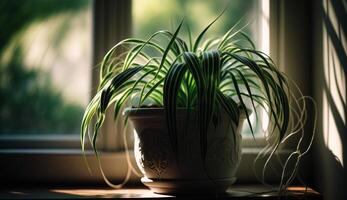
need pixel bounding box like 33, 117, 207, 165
0, 0, 92, 136
132, 0, 269, 138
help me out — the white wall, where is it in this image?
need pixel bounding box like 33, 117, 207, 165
313, 0, 347, 199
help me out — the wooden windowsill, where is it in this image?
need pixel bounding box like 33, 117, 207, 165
0, 185, 321, 199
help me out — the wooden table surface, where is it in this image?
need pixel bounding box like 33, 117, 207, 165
0, 185, 321, 199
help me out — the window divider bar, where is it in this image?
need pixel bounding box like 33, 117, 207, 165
92, 0, 132, 151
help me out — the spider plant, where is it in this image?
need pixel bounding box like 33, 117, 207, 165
81, 11, 314, 192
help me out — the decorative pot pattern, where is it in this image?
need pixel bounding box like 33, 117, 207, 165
136, 129, 169, 178
126, 108, 245, 194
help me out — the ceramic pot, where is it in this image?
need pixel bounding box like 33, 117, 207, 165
124, 108, 246, 194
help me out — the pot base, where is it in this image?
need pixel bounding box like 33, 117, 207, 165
141, 177, 236, 195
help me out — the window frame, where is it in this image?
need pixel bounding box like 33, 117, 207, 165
0, 0, 309, 186
0, 0, 135, 185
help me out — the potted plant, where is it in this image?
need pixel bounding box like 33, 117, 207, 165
81, 12, 313, 194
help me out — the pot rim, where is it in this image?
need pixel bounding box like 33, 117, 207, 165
123, 107, 250, 118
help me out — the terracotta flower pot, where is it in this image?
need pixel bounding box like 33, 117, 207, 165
125, 107, 246, 194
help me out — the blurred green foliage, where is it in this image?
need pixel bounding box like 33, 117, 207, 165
133, 0, 256, 41
0, 0, 257, 135
0, 0, 89, 135
0, 47, 84, 134
0, 0, 88, 53
133, 0, 258, 62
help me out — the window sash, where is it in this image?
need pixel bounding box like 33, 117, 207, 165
0, 0, 269, 150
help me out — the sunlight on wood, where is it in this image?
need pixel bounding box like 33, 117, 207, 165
51, 188, 170, 198
286, 187, 320, 195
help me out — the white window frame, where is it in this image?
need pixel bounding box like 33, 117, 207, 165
0, 0, 313, 185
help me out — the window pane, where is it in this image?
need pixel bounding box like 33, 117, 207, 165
132, 0, 269, 138
0, 0, 92, 136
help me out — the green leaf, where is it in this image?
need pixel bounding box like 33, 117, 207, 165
193, 7, 227, 52
163, 63, 187, 157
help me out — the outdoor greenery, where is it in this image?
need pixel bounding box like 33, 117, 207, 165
133, 0, 256, 40
0, 0, 89, 135
0, 0, 256, 136
0, 47, 84, 134
82, 7, 312, 192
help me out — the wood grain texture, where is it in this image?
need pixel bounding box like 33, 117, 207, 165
0, 185, 321, 199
